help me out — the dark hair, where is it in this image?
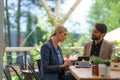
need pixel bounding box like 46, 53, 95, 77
95, 23, 107, 34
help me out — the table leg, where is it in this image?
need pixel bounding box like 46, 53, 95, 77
24, 74, 33, 80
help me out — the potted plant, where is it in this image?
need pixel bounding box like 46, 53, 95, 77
111, 56, 120, 62
91, 56, 106, 64
111, 56, 120, 70
91, 56, 108, 76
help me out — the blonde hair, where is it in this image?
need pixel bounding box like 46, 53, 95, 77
49, 26, 67, 40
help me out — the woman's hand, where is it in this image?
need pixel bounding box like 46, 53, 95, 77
60, 60, 71, 69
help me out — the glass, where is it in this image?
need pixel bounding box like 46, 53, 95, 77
98, 64, 106, 77
65, 53, 70, 60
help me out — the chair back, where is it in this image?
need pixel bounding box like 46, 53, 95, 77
28, 63, 39, 80
3, 66, 11, 80
16, 55, 24, 70
4, 65, 22, 80
16, 54, 34, 70
36, 59, 41, 72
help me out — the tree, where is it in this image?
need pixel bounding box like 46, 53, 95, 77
4, 0, 44, 64
16, 0, 21, 47
5, 0, 12, 64
4, 0, 42, 47
24, 12, 34, 46
5, 0, 11, 47
88, 0, 120, 32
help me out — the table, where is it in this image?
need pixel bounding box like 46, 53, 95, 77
69, 66, 120, 80
64, 57, 78, 66
64, 57, 78, 61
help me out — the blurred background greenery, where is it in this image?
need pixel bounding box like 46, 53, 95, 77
2, 0, 120, 79
3, 0, 120, 69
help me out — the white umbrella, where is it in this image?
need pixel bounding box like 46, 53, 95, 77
104, 27, 120, 42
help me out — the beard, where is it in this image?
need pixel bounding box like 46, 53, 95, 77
92, 35, 100, 40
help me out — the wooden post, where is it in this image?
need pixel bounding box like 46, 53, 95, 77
55, 0, 60, 22
60, 0, 81, 24
40, 0, 54, 21
0, 0, 4, 79
40, 0, 81, 26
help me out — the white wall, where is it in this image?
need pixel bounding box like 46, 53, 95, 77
0, 0, 4, 79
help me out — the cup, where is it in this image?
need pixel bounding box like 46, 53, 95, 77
98, 64, 106, 77
92, 64, 99, 76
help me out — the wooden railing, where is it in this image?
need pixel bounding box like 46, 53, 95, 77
3, 47, 120, 78
5, 47, 36, 52
5, 46, 120, 52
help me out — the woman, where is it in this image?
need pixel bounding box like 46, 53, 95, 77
40, 26, 75, 80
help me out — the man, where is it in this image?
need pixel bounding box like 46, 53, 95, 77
83, 23, 114, 60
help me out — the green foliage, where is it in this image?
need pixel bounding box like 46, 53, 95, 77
88, 0, 120, 32
30, 13, 53, 63
73, 33, 91, 55
12, 76, 19, 80
111, 56, 120, 62
61, 33, 80, 56
30, 42, 44, 64
76, 34, 91, 47
92, 56, 107, 64
24, 12, 52, 46
31, 50, 40, 64
24, 12, 34, 46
